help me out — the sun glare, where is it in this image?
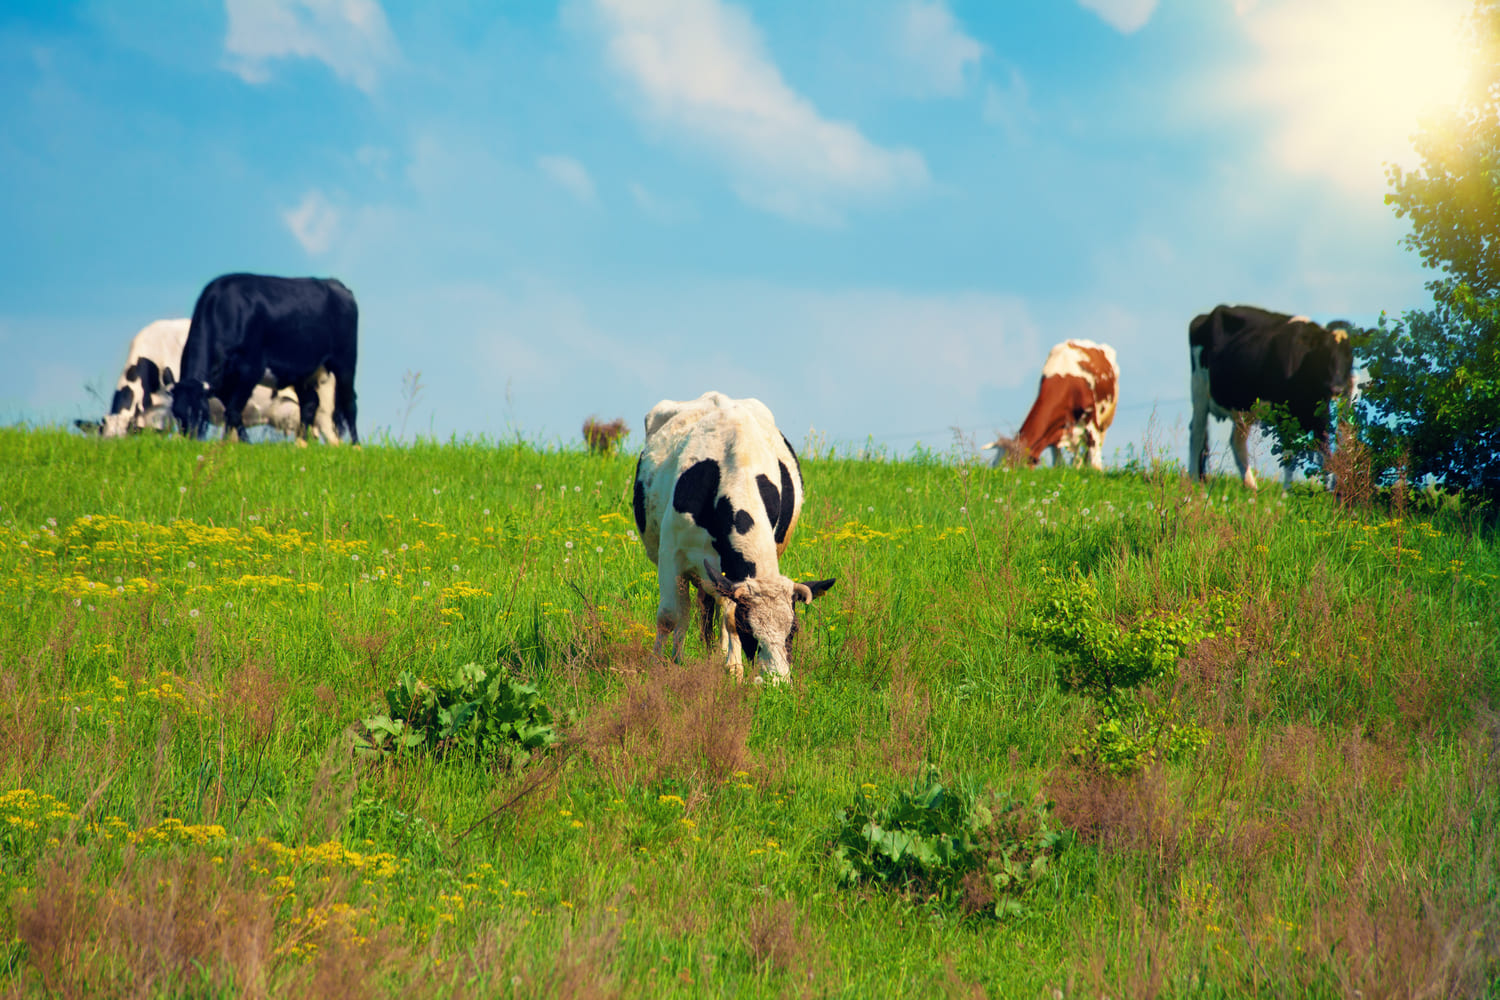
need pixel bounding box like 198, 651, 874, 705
1234, 0, 1472, 192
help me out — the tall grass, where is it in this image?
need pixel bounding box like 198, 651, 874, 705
0, 427, 1496, 997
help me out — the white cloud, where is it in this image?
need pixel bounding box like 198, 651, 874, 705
629, 181, 696, 223
1217, 0, 1470, 195
1077, 0, 1158, 34
283, 190, 340, 254
537, 155, 598, 203
982, 67, 1033, 138
580, 0, 928, 224
893, 1, 984, 97
222, 0, 396, 93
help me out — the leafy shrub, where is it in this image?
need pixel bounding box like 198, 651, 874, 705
1023, 568, 1226, 774
357, 662, 559, 766
831, 768, 1067, 918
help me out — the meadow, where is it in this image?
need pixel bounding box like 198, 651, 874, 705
0, 426, 1496, 998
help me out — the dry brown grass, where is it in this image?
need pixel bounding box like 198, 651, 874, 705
14, 849, 277, 999
743, 899, 830, 994
853, 651, 929, 779
573, 655, 758, 796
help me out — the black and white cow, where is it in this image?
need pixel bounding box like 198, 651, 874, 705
80, 317, 338, 442
1189, 304, 1355, 489
172, 274, 358, 444
632, 391, 835, 683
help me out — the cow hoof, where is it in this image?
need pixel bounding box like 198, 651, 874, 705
295, 438, 309, 449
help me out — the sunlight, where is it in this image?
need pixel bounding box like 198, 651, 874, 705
1231, 0, 1473, 193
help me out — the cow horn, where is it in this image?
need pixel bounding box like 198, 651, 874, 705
702, 559, 741, 600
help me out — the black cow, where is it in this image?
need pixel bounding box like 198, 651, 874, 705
1189, 304, 1354, 488
172, 273, 359, 444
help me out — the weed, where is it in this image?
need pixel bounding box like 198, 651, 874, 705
831, 767, 1067, 919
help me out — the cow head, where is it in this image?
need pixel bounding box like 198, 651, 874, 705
981, 435, 1033, 468
702, 559, 835, 683
171, 379, 214, 439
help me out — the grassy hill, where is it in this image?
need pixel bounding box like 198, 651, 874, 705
0, 428, 1496, 997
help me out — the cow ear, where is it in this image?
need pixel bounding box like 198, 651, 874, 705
794, 577, 836, 603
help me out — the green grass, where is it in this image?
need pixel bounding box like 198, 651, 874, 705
0, 427, 1496, 997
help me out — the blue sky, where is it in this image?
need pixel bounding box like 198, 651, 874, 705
0, 0, 1473, 467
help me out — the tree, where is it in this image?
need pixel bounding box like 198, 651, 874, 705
1359, 1, 1500, 504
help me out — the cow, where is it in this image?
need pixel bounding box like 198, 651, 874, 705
171, 274, 359, 445
632, 391, 835, 684
77, 318, 338, 443
983, 339, 1119, 470
582, 415, 629, 455
1188, 304, 1355, 489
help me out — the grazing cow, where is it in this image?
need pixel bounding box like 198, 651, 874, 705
1188, 305, 1355, 489
172, 274, 358, 445
983, 339, 1119, 470
632, 391, 835, 684
78, 318, 337, 442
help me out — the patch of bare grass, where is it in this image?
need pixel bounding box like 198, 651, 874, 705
573, 655, 758, 795
744, 899, 830, 993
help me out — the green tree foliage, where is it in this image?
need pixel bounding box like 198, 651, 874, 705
1364, 1, 1500, 503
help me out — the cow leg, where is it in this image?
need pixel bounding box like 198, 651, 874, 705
328, 363, 359, 447
1085, 423, 1104, 471
219, 372, 257, 445
695, 581, 717, 651
1048, 445, 1064, 467
312, 367, 339, 445
1189, 352, 1211, 479
654, 571, 691, 661
1230, 415, 1257, 490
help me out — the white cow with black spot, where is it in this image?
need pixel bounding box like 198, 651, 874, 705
632, 391, 835, 684
81, 318, 339, 444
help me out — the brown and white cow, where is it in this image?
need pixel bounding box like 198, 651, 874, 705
632, 391, 835, 684
1189, 304, 1354, 489
78, 318, 339, 444
984, 339, 1119, 470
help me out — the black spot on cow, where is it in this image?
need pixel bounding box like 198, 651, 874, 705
756, 473, 780, 534
162, 366, 175, 388
108, 385, 135, 416
775, 460, 796, 545
632, 454, 647, 536
780, 432, 802, 481
672, 459, 756, 580
135, 358, 162, 401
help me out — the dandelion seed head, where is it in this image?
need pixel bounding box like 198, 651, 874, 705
178, 486, 187, 494
189, 609, 200, 618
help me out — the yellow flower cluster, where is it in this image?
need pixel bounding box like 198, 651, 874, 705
129, 816, 229, 847
256, 837, 401, 879
0, 789, 75, 833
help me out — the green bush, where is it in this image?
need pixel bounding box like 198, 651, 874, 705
357, 662, 559, 766
1022, 568, 1225, 774
831, 768, 1067, 918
